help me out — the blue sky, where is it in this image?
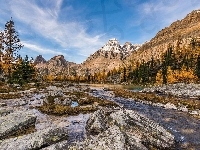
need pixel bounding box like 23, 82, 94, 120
0, 0, 200, 63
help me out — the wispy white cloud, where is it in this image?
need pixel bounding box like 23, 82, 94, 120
7, 0, 105, 62
23, 41, 66, 56
138, 0, 200, 26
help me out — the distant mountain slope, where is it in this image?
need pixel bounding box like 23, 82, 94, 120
35, 55, 77, 77
127, 9, 200, 65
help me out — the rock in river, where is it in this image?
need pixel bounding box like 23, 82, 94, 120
70, 125, 126, 150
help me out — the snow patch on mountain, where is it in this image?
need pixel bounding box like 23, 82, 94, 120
100, 38, 141, 55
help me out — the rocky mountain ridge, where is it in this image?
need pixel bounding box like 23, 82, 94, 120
127, 9, 200, 65
35, 39, 141, 76
34, 55, 77, 77
80, 38, 141, 74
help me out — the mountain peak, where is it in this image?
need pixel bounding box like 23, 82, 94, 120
100, 38, 141, 54
48, 55, 67, 67
101, 38, 121, 53
51, 55, 64, 60
34, 55, 46, 65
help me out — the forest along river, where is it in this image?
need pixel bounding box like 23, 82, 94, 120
90, 87, 200, 149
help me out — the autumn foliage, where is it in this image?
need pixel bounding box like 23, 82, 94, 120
0, 18, 36, 84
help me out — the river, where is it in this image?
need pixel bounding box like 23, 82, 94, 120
90, 87, 200, 149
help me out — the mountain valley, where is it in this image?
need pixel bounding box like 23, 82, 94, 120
35, 10, 200, 84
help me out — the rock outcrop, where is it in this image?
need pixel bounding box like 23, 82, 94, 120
70, 125, 126, 150
0, 108, 13, 117
86, 109, 108, 134
0, 127, 68, 150
70, 108, 175, 149
35, 55, 77, 77
34, 55, 46, 65
0, 110, 36, 140
41, 140, 68, 150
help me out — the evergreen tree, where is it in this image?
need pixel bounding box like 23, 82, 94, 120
0, 31, 4, 54
195, 55, 200, 79
85, 68, 90, 82
190, 38, 196, 50
162, 61, 167, 84
123, 67, 126, 82
164, 46, 173, 66
1, 18, 23, 79
10, 55, 36, 85
3, 18, 23, 58
0, 32, 4, 78
140, 60, 149, 83
107, 71, 111, 78
149, 56, 157, 83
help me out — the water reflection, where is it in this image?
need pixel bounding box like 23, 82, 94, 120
71, 101, 78, 107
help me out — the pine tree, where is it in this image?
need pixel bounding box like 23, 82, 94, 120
196, 55, 200, 79
123, 67, 126, 82
1, 18, 23, 79
107, 71, 111, 78
0, 31, 4, 55
10, 55, 36, 85
85, 68, 90, 82
0, 32, 4, 79
162, 61, 167, 84
140, 60, 149, 83
4, 18, 23, 58
149, 56, 157, 83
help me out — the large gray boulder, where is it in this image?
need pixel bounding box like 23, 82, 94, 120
0, 127, 68, 150
86, 109, 108, 135
41, 140, 68, 150
0, 108, 13, 117
0, 110, 36, 140
46, 86, 64, 97
69, 125, 125, 150
111, 109, 175, 149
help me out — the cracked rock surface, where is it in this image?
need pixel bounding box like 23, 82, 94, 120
0, 127, 68, 150
70, 108, 175, 150
0, 110, 36, 140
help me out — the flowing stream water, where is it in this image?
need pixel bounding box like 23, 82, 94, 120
91, 88, 200, 149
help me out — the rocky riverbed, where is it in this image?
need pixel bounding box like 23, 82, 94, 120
0, 83, 199, 149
